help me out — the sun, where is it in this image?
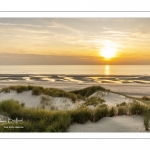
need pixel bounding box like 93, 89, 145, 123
99, 40, 117, 59
100, 47, 116, 59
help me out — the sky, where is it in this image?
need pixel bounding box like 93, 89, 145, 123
0, 18, 150, 65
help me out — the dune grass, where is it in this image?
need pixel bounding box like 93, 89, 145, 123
85, 97, 105, 106
142, 96, 150, 101
0, 99, 150, 132
0, 85, 82, 103
32, 86, 42, 95
0, 100, 71, 132
129, 101, 146, 115
40, 95, 59, 110
70, 85, 108, 97
69, 106, 91, 124
0, 85, 34, 93
138, 96, 150, 105
1, 84, 150, 132
144, 116, 150, 131
99, 104, 108, 108
108, 107, 116, 117
117, 106, 127, 115
0, 85, 108, 103
143, 107, 150, 131
91, 106, 108, 122
0, 100, 108, 131
40, 95, 52, 105
116, 102, 127, 107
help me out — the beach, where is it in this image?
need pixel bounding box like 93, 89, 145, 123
1, 74, 150, 97
0, 74, 150, 132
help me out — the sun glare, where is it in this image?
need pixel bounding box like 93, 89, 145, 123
100, 47, 116, 59
100, 40, 117, 59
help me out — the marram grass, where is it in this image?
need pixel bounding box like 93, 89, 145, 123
70, 85, 108, 97
0, 100, 150, 132
0, 88, 150, 131
0, 85, 81, 103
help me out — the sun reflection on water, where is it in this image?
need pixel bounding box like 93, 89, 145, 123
105, 65, 110, 75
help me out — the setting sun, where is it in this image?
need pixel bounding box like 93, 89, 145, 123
100, 47, 117, 59
100, 40, 117, 59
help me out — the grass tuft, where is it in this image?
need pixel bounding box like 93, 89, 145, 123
142, 96, 150, 101
108, 107, 116, 117
70, 106, 91, 124
143, 108, 150, 131
92, 106, 108, 122
129, 102, 146, 115
85, 97, 105, 106
117, 106, 127, 115
32, 86, 43, 95
70, 86, 108, 97
144, 117, 149, 131
116, 102, 127, 107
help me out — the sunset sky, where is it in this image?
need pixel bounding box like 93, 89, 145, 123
0, 18, 150, 65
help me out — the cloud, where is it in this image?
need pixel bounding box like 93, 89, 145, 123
0, 22, 43, 28
0, 53, 105, 65
52, 19, 81, 34
0, 22, 60, 29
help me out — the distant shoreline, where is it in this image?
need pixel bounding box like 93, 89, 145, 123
0, 74, 149, 76
0, 74, 150, 84
0, 77, 150, 97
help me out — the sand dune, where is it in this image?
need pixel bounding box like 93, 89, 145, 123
0, 78, 149, 132
0, 91, 41, 108
0, 91, 82, 110
89, 91, 132, 106
0, 90, 133, 110
67, 115, 145, 132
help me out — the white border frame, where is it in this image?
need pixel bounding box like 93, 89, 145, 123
1, 12, 150, 18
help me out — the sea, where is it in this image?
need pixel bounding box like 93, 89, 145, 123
0, 65, 150, 75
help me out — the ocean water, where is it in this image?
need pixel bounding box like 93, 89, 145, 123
0, 65, 150, 75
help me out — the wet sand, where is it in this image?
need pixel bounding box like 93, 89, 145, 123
1, 74, 150, 83
1, 74, 150, 97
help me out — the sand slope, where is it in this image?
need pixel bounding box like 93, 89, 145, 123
89, 91, 132, 106
67, 115, 145, 132
0, 91, 82, 110
0, 91, 41, 108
